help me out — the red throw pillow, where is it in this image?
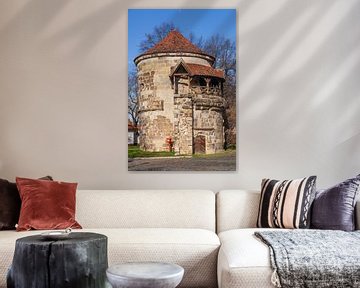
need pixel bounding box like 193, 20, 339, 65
0, 176, 53, 230
16, 177, 82, 231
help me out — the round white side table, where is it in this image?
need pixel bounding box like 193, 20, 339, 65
106, 262, 184, 288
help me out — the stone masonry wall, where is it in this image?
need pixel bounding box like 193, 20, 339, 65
137, 55, 211, 152
136, 54, 225, 154
174, 94, 193, 155
193, 95, 225, 153
193, 109, 224, 153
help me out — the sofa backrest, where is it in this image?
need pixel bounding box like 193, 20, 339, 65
76, 190, 216, 231
217, 190, 360, 233
216, 190, 260, 233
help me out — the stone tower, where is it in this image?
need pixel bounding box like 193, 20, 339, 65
134, 30, 225, 155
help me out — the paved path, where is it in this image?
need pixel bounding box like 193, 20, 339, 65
128, 152, 236, 171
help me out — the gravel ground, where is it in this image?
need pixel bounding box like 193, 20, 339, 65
128, 151, 236, 171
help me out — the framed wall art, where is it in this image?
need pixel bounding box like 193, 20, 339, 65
128, 9, 236, 171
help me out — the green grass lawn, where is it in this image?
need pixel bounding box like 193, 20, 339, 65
128, 145, 236, 159
128, 145, 175, 158
192, 149, 236, 158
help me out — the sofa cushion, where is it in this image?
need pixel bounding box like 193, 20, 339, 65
216, 190, 260, 233
218, 228, 277, 288
16, 177, 82, 231
311, 174, 360, 231
76, 190, 216, 231
103, 228, 219, 288
257, 176, 316, 229
0, 228, 220, 288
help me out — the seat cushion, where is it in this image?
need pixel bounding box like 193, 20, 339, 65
0, 228, 220, 288
218, 228, 280, 288
102, 228, 219, 288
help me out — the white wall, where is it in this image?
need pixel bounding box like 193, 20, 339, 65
0, 0, 359, 191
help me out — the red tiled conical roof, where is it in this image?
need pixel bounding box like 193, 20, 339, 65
135, 30, 214, 61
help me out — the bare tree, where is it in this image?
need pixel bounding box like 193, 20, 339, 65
202, 34, 236, 77
128, 69, 138, 127
200, 35, 237, 147
188, 32, 204, 49
139, 22, 177, 52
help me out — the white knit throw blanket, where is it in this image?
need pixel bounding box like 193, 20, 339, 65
255, 230, 360, 288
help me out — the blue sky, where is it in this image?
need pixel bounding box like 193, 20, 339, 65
128, 9, 236, 70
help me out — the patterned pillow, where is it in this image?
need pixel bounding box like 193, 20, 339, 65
257, 176, 317, 229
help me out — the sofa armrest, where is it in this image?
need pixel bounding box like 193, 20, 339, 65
356, 200, 360, 230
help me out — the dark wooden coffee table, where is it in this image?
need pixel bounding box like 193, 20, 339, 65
7, 232, 108, 288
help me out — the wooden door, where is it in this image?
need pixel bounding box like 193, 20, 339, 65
194, 135, 206, 154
